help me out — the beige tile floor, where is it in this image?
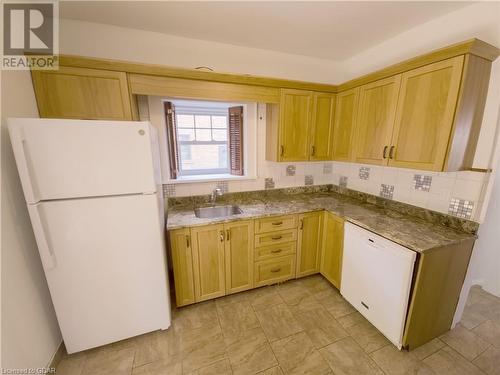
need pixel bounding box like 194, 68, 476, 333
55, 276, 500, 374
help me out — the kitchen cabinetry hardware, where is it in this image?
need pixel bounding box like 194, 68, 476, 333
186, 235, 190, 247
311, 145, 316, 156
271, 249, 282, 254
271, 235, 282, 240
272, 221, 283, 226
270, 267, 281, 273
389, 146, 395, 159
220, 231, 224, 242
383, 146, 388, 159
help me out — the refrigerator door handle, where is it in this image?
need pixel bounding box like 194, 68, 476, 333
9, 126, 38, 203
29, 205, 57, 270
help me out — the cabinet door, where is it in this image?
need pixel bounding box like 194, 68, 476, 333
279, 89, 313, 161
310, 92, 336, 160
191, 224, 225, 301
169, 229, 195, 307
389, 57, 464, 171
354, 76, 401, 166
296, 211, 323, 278
31, 66, 133, 120
320, 212, 344, 289
224, 220, 254, 294
332, 88, 359, 161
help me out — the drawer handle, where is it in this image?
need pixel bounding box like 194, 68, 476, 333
270, 267, 281, 273
272, 221, 283, 226
271, 249, 282, 254
271, 235, 282, 240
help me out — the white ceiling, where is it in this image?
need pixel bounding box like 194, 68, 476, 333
60, 1, 473, 61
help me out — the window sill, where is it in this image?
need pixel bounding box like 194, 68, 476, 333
167, 174, 257, 184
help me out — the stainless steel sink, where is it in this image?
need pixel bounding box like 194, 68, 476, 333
194, 205, 243, 218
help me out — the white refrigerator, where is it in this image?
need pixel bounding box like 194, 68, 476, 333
8, 118, 171, 354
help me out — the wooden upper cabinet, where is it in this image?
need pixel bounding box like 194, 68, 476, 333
296, 211, 323, 278
389, 57, 464, 171
320, 212, 344, 289
169, 228, 195, 307
224, 220, 254, 294
354, 75, 401, 166
310, 92, 336, 160
332, 88, 359, 161
31, 66, 133, 120
278, 89, 313, 161
191, 224, 225, 302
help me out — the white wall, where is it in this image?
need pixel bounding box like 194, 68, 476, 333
59, 19, 343, 84
469, 163, 500, 297
1, 72, 62, 369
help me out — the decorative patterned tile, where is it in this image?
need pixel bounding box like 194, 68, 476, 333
380, 184, 394, 199
305, 175, 314, 186
449, 198, 474, 219
163, 184, 176, 197
339, 176, 348, 188
215, 181, 229, 193
323, 164, 333, 174
286, 165, 296, 176
414, 175, 432, 192
265, 178, 275, 190
359, 167, 370, 180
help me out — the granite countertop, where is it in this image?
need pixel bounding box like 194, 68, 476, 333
166, 191, 476, 253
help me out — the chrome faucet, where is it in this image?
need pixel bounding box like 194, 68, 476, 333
210, 188, 223, 205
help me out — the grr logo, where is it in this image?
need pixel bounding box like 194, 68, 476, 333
2, 1, 58, 69
3, 2, 53, 55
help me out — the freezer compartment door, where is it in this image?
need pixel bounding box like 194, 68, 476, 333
8, 118, 157, 203
341, 223, 416, 348
29, 194, 170, 353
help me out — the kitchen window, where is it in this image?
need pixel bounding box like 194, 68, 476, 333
165, 100, 244, 179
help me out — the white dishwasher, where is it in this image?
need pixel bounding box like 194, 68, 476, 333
341, 223, 416, 349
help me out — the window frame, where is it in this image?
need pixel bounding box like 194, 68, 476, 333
175, 106, 231, 176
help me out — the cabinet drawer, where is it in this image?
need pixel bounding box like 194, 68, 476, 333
255, 215, 298, 234
254, 255, 296, 287
255, 241, 296, 261
255, 229, 297, 248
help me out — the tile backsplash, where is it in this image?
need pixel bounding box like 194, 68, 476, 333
331, 161, 487, 222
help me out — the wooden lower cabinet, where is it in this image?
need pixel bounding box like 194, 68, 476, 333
224, 220, 254, 294
320, 212, 344, 289
254, 255, 296, 287
169, 228, 196, 307
296, 211, 323, 277
191, 224, 226, 302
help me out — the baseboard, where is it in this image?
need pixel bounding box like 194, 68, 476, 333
48, 340, 65, 370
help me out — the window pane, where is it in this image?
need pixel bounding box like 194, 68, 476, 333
195, 128, 211, 141
195, 115, 210, 128
177, 114, 194, 128
212, 116, 227, 128
212, 129, 227, 141
179, 144, 228, 171
177, 128, 194, 141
